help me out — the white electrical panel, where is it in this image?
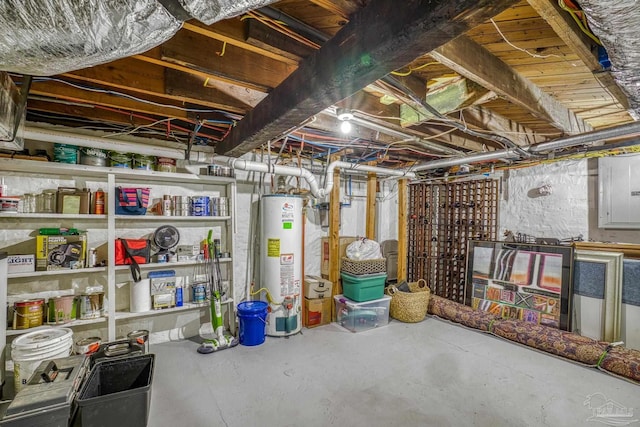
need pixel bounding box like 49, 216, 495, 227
599, 155, 640, 228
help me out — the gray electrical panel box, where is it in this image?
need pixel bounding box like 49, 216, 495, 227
599, 155, 640, 229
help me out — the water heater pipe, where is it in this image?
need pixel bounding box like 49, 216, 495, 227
213, 155, 415, 198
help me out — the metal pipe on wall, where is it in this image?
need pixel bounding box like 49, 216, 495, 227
528, 121, 640, 153
411, 149, 520, 171
412, 120, 640, 171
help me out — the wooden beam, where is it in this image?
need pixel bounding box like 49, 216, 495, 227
431, 35, 592, 134
64, 57, 248, 114
397, 179, 408, 282
134, 50, 267, 95
329, 165, 341, 320
526, 0, 629, 109
457, 105, 552, 146
161, 30, 296, 92
182, 20, 300, 66
246, 19, 314, 62
30, 81, 192, 120
366, 172, 377, 240
27, 99, 160, 127
217, 0, 520, 156
164, 69, 252, 113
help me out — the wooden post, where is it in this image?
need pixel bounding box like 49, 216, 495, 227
366, 172, 377, 240
397, 179, 408, 282
329, 165, 341, 320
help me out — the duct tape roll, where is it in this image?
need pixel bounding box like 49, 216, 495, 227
130, 279, 151, 313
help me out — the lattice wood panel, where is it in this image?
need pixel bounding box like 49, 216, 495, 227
407, 179, 499, 303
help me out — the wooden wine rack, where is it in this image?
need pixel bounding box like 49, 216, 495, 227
407, 179, 499, 303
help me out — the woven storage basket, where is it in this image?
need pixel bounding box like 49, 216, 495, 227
386, 279, 431, 323
341, 257, 386, 275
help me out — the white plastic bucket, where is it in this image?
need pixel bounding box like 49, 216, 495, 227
12, 328, 73, 392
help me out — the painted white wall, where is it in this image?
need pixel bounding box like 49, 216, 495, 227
499, 159, 589, 240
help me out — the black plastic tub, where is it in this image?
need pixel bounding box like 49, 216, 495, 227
72, 354, 154, 427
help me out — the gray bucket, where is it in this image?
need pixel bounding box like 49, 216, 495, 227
80, 148, 108, 167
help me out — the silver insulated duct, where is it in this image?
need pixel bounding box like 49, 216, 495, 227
579, 0, 640, 119
0, 0, 279, 76
178, 0, 280, 25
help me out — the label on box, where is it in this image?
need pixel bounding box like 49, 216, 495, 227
149, 270, 176, 295
177, 245, 199, 257
7, 255, 35, 274
36, 234, 87, 271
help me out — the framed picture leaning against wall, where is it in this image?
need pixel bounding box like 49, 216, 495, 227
465, 241, 574, 330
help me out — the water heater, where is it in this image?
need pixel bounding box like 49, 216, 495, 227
260, 194, 303, 336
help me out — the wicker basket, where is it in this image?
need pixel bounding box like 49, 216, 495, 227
386, 279, 431, 323
341, 257, 386, 275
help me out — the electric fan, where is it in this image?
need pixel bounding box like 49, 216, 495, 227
152, 225, 180, 256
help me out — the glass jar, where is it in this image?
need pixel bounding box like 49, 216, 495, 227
22, 193, 35, 213
35, 193, 44, 213
41, 190, 56, 213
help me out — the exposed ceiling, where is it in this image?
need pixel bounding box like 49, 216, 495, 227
4, 0, 640, 174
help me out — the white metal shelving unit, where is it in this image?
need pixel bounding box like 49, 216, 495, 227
0, 157, 236, 342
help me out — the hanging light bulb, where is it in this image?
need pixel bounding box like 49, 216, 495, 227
340, 120, 352, 134
336, 108, 354, 135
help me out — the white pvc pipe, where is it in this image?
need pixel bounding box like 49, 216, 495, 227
214, 156, 415, 198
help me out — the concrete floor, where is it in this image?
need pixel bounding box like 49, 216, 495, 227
149, 318, 639, 427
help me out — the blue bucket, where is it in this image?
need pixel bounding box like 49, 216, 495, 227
237, 301, 268, 346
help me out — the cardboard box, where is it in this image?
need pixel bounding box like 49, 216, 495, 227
149, 270, 176, 309
303, 297, 332, 328
304, 275, 333, 299
36, 234, 87, 271
177, 244, 199, 261
321, 236, 358, 276
7, 254, 35, 274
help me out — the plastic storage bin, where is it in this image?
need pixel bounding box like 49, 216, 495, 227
340, 272, 387, 302
334, 294, 391, 333
0, 355, 89, 427
72, 354, 154, 427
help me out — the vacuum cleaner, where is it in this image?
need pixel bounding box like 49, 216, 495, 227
197, 231, 239, 354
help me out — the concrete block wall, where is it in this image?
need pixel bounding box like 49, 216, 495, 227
499, 159, 589, 241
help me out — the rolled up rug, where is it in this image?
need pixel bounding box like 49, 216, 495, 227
427, 295, 640, 383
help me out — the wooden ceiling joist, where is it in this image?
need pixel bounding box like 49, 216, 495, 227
245, 19, 314, 62
182, 20, 301, 66
62, 58, 248, 114
30, 81, 192, 120
217, 0, 520, 156
459, 105, 552, 146
160, 30, 297, 92
526, 0, 630, 110
431, 35, 592, 135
